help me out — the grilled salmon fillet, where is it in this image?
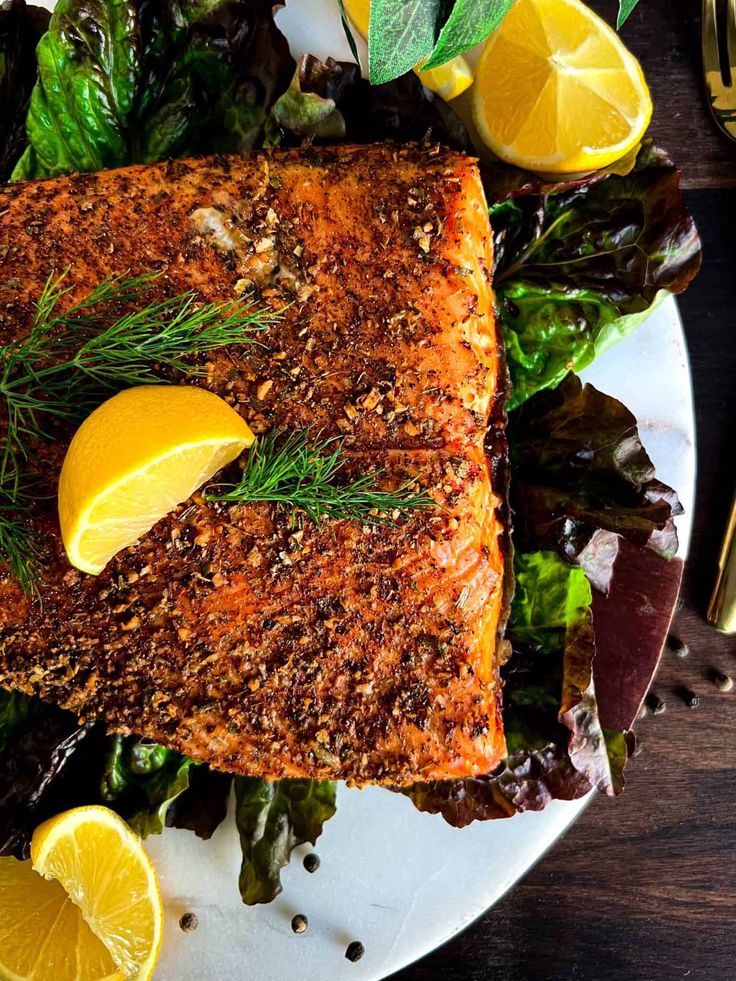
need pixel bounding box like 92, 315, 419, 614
0, 143, 506, 786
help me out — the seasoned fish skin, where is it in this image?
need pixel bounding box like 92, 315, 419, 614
0, 143, 506, 786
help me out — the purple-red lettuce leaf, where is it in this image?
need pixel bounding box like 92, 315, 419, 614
0, 691, 231, 852
265, 54, 470, 150
0, 0, 50, 180
166, 765, 232, 840
0, 691, 104, 858
404, 551, 630, 826
485, 143, 701, 408
509, 372, 682, 564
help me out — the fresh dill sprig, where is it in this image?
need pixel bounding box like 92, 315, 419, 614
0, 270, 277, 485
0, 483, 42, 595
204, 429, 435, 526
0, 269, 279, 588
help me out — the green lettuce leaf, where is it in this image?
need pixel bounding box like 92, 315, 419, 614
100, 734, 196, 837
423, 0, 513, 70
0, 0, 51, 179
487, 143, 702, 408
405, 551, 631, 826
509, 372, 682, 562
235, 778, 337, 905
512, 553, 631, 795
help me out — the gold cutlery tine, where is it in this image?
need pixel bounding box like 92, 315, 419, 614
708, 492, 736, 633
702, 0, 736, 140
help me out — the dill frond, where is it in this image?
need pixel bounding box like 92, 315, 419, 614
0, 483, 42, 595
204, 430, 435, 527
0, 270, 278, 476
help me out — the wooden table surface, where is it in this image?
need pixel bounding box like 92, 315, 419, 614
393, 2, 736, 978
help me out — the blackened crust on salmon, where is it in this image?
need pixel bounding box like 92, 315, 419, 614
0, 143, 506, 786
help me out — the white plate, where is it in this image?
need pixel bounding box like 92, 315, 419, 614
144, 297, 694, 981
32, 3, 696, 977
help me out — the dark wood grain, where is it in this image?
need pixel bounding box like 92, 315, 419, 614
392, 3, 736, 977
594, 0, 736, 189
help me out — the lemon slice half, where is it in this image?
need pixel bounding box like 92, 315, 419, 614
59, 385, 254, 575
472, 0, 652, 173
30, 806, 163, 981
0, 857, 122, 981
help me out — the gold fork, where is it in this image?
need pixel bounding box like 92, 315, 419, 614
703, 0, 736, 140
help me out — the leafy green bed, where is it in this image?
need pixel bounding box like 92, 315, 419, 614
0, 0, 699, 906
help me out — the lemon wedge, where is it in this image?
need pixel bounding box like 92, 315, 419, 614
59, 385, 254, 575
0, 857, 122, 981
30, 806, 163, 981
343, 0, 474, 100
472, 0, 652, 173
0, 806, 162, 981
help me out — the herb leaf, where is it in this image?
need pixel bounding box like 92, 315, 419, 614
336, 0, 361, 64
205, 429, 435, 527
368, 0, 443, 85
617, 0, 640, 28
234, 777, 336, 905
423, 0, 513, 69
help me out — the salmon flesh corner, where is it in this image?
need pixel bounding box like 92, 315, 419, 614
0, 143, 507, 786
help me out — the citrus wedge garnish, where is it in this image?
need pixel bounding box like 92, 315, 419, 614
344, 0, 474, 100
0, 857, 122, 981
472, 0, 652, 173
30, 806, 163, 981
59, 385, 254, 575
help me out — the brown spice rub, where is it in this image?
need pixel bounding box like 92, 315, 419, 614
0, 143, 506, 785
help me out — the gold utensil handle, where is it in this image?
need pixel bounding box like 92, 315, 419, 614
708, 492, 736, 633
